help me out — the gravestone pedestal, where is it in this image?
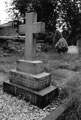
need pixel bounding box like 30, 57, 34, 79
3, 59, 58, 108
3, 12, 58, 108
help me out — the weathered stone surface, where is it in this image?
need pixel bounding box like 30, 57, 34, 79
25, 12, 45, 60
9, 70, 51, 91
32, 22, 45, 34
3, 81, 59, 108
17, 60, 44, 74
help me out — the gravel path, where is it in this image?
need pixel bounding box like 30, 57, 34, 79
0, 88, 59, 120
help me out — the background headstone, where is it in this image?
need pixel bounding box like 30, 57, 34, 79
77, 39, 81, 54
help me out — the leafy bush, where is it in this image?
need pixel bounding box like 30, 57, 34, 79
53, 30, 63, 45
55, 37, 68, 53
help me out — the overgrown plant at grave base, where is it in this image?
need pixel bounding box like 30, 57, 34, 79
55, 37, 68, 53
57, 73, 81, 120
53, 30, 63, 49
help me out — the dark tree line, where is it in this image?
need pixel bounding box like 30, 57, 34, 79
10, 0, 81, 45
11, 0, 58, 31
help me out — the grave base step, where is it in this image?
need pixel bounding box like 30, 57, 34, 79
9, 70, 51, 91
3, 81, 59, 108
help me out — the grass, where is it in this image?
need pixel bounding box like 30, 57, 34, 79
37, 50, 81, 120
57, 73, 81, 120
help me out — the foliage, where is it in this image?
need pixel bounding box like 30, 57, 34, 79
10, 0, 59, 31
55, 37, 68, 53
8, 0, 81, 44
58, 0, 81, 45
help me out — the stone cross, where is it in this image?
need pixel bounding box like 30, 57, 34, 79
24, 12, 45, 60
3, 13, 57, 108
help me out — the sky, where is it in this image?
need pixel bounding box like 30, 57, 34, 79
0, 0, 11, 24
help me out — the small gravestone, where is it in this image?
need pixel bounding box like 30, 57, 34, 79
3, 12, 58, 108
77, 39, 81, 54
53, 29, 63, 51
68, 46, 79, 54
19, 24, 25, 35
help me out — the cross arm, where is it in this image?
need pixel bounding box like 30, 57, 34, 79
32, 22, 45, 34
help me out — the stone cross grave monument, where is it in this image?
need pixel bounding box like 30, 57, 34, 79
3, 12, 58, 108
